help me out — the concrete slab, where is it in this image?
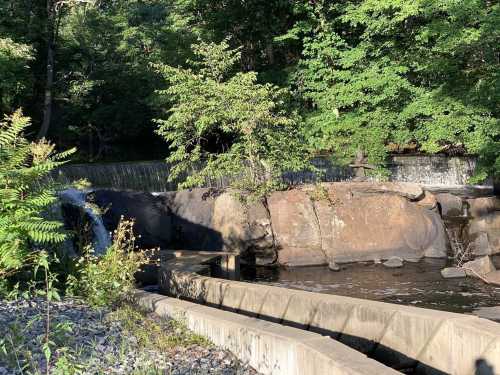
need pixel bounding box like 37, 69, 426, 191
417, 317, 500, 375
159, 263, 500, 375
134, 290, 400, 375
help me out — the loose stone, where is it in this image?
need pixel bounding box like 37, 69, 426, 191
440, 267, 466, 279
383, 257, 404, 268
328, 261, 340, 271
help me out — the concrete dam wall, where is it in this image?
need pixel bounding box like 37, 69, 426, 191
52, 155, 484, 192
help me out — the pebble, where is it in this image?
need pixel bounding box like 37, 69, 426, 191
383, 257, 404, 268
0, 298, 258, 375
328, 261, 340, 271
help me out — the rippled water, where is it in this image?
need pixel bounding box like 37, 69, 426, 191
241, 258, 500, 314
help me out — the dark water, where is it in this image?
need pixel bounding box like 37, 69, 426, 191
241, 258, 500, 314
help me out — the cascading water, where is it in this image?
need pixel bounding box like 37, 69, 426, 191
59, 189, 111, 255
51, 155, 490, 193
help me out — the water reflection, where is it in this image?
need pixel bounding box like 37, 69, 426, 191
241, 258, 500, 314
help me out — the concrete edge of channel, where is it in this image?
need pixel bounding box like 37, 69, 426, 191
132, 289, 400, 375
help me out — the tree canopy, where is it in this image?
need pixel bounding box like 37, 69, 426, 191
0, 0, 498, 180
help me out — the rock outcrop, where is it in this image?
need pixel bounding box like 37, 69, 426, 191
80, 182, 449, 266
159, 189, 275, 262
435, 193, 463, 218
468, 197, 500, 256
268, 183, 448, 265
267, 189, 325, 266
90, 190, 171, 249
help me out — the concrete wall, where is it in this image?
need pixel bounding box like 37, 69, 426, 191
51, 155, 484, 192
159, 268, 500, 375
134, 290, 400, 375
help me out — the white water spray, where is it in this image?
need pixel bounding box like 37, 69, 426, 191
59, 189, 111, 255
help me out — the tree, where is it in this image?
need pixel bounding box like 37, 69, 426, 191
0, 37, 33, 115
154, 40, 309, 194
0, 110, 75, 277
38, 0, 98, 139
285, 0, 499, 179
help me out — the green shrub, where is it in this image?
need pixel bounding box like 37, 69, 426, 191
66, 219, 146, 307
0, 110, 75, 279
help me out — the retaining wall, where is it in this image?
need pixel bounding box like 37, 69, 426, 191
134, 290, 400, 375
159, 268, 500, 375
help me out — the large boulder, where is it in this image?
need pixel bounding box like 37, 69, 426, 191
159, 189, 274, 260
268, 183, 448, 266
469, 211, 500, 256
317, 181, 424, 200
468, 197, 500, 218
416, 191, 438, 211
90, 190, 171, 249
160, 189, 219, 250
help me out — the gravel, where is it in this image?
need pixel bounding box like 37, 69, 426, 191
0, 298, 258, 375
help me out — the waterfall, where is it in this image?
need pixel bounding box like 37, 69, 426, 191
59, 189, 112, 255
50, 155, 491, 193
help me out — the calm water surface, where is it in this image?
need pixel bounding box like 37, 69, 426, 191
241, 259, 500, 314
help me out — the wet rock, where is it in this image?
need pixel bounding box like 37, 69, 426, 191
440, 267, 466, 279
462, 256, 496, 278
383, 257, 404, 268
328, 261, 340, 271
435, 193, 463, 217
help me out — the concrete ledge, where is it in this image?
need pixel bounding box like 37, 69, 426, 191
160, 269, 500, 375
133, 290, 399, 375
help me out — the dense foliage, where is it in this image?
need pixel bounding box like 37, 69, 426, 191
66, 219, 146, 307
287, 0, 499, 178
0, 0, 498, 178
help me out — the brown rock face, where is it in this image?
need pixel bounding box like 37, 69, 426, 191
435, 193, 463, 217
268, 190, 326, 266
416, 191, 438, 211
469, 211, 500, 256
89, 183, 448, 267
320, 186, 446, 263
212, 190, 275, 260
268, 183, 448, 265
468, 197, 500, 218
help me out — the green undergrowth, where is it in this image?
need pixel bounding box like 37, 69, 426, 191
107, 304, 211, 352
0, 301, 211, 375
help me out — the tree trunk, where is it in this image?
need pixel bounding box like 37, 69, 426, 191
37, 1, 56, 139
